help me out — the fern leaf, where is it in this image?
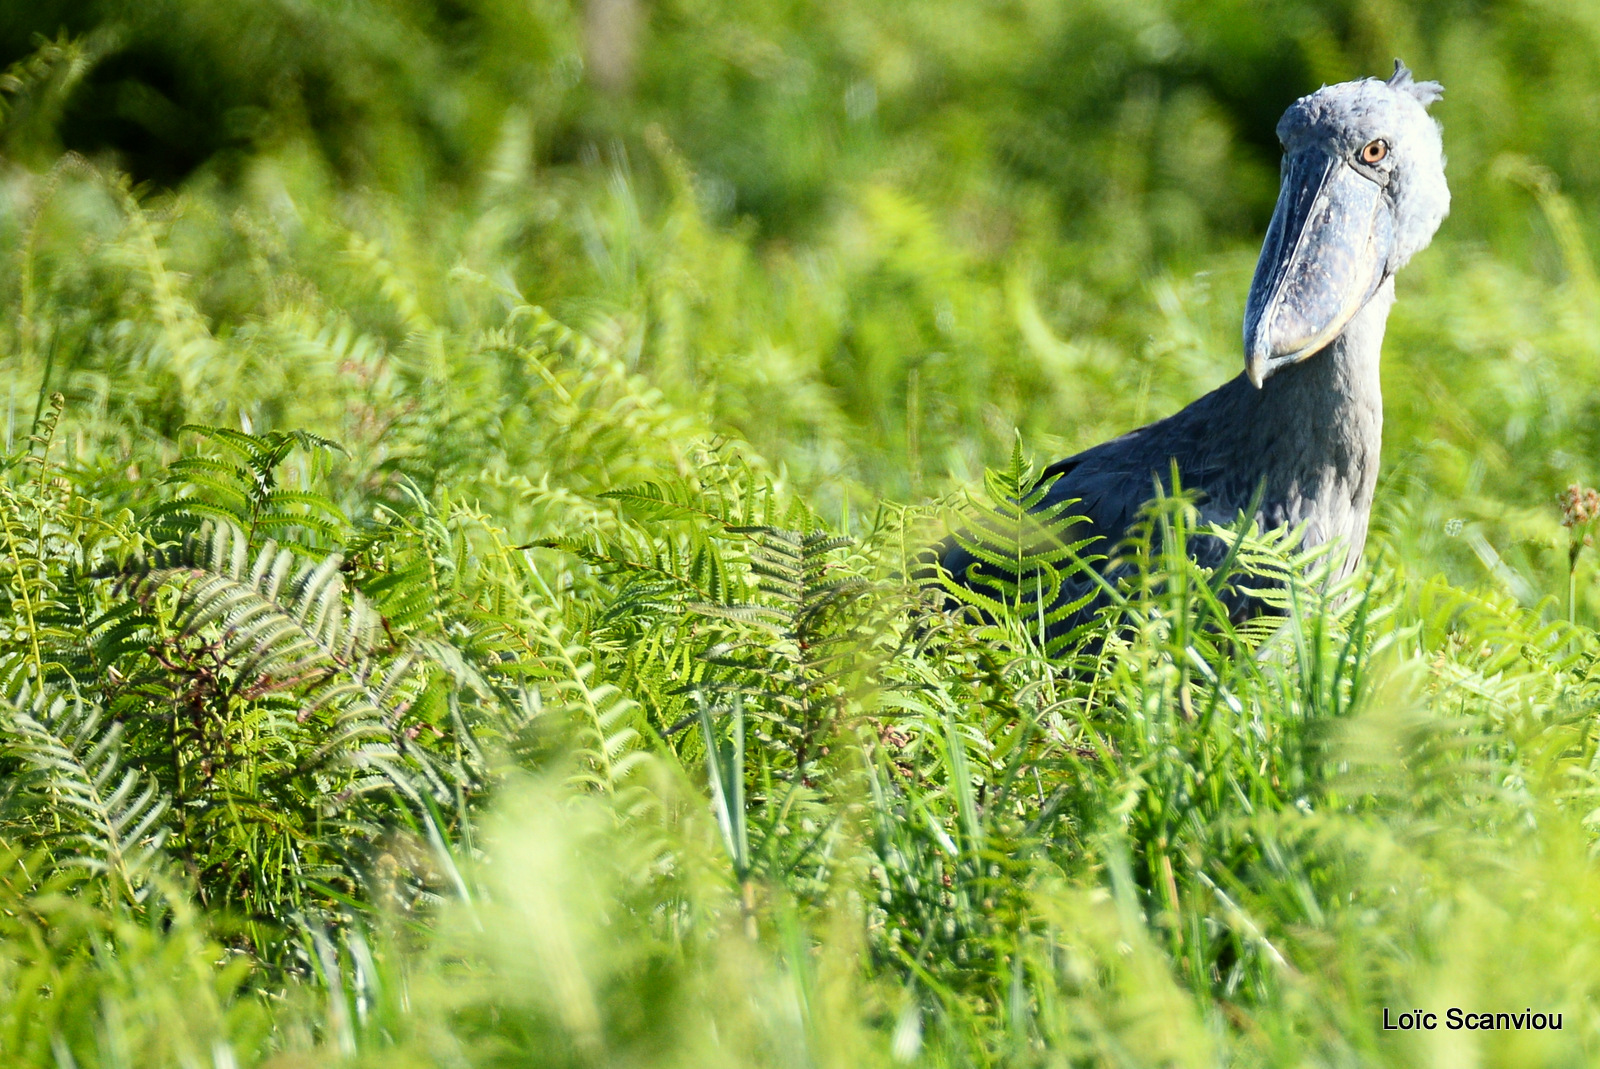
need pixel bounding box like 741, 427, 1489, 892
2, 687, 171, 900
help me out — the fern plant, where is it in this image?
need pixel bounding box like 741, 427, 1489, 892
1, 685, 170, 903
927, 437, 1104, 657
150, 425, 349, 552
14, 424, 505, 950
100, 512, 488, 933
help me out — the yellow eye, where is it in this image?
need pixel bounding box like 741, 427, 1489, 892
1361, 139, 1389, 164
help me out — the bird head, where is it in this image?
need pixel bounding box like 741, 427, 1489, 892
1243, 60, 1449, 388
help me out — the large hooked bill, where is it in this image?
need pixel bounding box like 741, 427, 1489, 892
1243, 150, 1392, 387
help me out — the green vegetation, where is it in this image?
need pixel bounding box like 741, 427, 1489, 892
2, 2, 1600, 1064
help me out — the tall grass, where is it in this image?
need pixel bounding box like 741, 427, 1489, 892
2, 4, 1600, 1066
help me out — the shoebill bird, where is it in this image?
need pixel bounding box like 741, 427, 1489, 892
931, 61, 1449, 636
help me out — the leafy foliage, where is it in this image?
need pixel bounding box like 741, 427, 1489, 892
3, 685, 170, 901
2, 8, 1600, 1069
930, 437, 1104, 654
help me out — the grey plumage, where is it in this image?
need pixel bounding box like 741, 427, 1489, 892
933, 62, 1449, 636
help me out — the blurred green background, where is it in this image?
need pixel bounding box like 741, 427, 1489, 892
5, 3, 1600, 1066
4, 0, 1599, 586
7, 0, 1600, 605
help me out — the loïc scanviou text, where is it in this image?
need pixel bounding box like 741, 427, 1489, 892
1382, 1008, 1562, 1031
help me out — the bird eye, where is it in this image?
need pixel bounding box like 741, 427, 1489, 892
1360, 139, 1388, 164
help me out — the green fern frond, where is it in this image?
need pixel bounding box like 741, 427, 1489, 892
1, 686, 171, 901
928, 440, 1105, 653
601, 483, 735, 525
153, 426, 349, 549
113, 522, 461, 811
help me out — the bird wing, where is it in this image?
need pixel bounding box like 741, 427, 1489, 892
929, 430, 1159, 621
928, 382, 1248, 637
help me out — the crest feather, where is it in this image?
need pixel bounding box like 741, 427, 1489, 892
1387, 59, 1444, 107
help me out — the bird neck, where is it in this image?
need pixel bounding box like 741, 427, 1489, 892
1222, 272, 1395, 566
1254, 274, 1394, 439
